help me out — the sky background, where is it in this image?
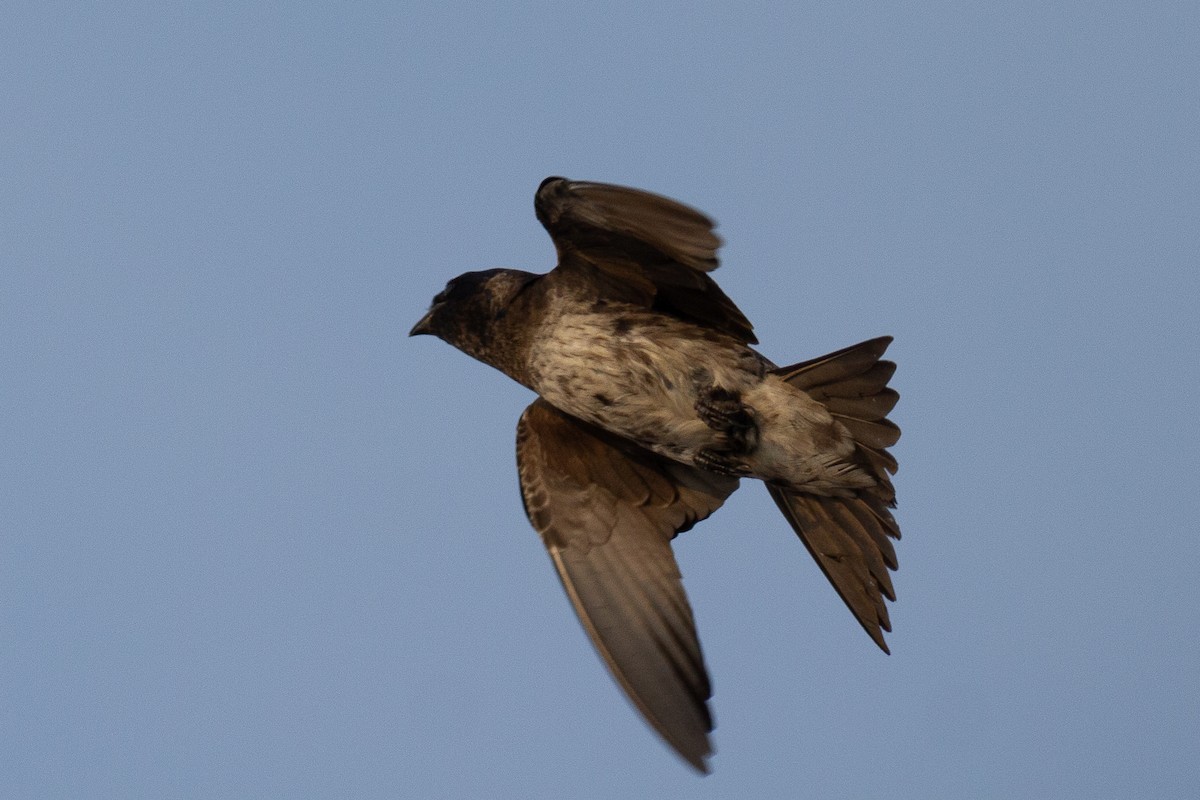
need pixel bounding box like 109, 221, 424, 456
4, 3, 1198, 798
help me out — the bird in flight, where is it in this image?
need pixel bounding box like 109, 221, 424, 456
411, 177, 902, 773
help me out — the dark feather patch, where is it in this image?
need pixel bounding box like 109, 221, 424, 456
535, 177, 757, 344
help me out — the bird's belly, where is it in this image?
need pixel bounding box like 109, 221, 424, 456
527, 312, 761, 464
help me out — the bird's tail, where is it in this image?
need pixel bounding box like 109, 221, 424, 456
767, 337, 902, 652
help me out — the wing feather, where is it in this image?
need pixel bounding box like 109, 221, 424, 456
535, 177, 757, 344
516, 399, 738, 772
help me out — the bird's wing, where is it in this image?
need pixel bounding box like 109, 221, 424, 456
515, 398, 738, 772
534, 177, 757, 344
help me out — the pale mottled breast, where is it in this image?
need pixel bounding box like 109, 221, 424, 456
527, 308, 766, 462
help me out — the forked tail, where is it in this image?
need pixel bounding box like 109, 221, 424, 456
768, 336, 902, 652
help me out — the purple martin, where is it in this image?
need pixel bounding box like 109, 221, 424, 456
410, 177, 902, 773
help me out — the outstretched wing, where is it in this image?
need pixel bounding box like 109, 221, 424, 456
535, 177, 756, 344
515, 399, 739, 772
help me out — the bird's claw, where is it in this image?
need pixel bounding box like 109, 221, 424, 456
695, 448, 752, 477
695, 386, 758, 452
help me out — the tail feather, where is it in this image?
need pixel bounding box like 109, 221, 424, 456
775, 337, 892, 386
859, 490, 901, 537
822, 390, 899, 421
858, 444, 899, 486
834, 415, 901, 450
768, 490, 896, 652
769, 337, 903, 652
842, 494, 899, 572
803, 360, 896, 400
775, 335, 901, 481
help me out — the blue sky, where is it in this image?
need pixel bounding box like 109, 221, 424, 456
3, 3, 1197, 798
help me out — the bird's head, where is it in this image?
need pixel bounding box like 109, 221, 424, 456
410, 268, 538, 367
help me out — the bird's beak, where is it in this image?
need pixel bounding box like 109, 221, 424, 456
409, 308, 435, 337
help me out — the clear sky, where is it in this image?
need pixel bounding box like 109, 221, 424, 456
4, 3, 1197, 798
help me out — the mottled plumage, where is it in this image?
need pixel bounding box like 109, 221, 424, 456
410, 177, 903, 773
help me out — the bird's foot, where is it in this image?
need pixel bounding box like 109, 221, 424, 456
695, 448, 752, 477
695, 386, 759, 452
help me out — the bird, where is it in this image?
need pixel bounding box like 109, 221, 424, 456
410, 177, 902, 773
